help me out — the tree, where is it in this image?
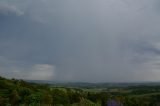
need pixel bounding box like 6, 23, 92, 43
52, 89, 69, 105
27, 92, 43, 105
43, 91, 52, 105
10, 90, 20, 106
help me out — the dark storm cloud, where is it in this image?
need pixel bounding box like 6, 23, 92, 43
1, 0, 160, 82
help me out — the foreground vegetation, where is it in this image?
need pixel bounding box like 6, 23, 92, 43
0, 76, 160, 106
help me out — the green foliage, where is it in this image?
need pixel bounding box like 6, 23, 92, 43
0, 97, 9, 106
71, 98, 101, 106
52, 89, 69, 105
27, 92, 43, 105
1, 76, 160, 106
10, 90, 21, 106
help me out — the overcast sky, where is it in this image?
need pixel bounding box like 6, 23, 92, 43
0, 0, 160, 82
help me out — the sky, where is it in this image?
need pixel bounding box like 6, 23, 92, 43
0, 0, 160, 82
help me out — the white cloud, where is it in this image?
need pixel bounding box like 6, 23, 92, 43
0, 57, 55, 80
27, 64, 55, 80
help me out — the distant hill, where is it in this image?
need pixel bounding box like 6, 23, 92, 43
26, 79, 160, 88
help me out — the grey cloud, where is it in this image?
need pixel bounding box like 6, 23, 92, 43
0, 0, 160, 82
0, 57, 55, 80
0, 3, 23, 16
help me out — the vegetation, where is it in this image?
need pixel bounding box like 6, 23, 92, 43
1, 76, 160, 106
